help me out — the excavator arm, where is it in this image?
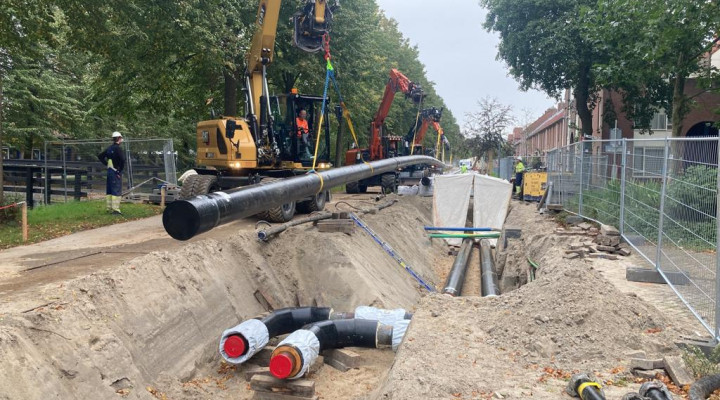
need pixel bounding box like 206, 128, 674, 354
369, 69, 425, 160
245, 0, 338, 159
405, 107, 448, 155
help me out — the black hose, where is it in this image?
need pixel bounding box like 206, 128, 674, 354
480, 240, 500, 297
442, 239, 474, 296
304, 318, 384, 351
690, 374, 720, 400
163, 156, 442, 240
257, 212, 332, 241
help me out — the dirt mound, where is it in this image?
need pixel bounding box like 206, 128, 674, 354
0, 195, 448, 399
374, 203, 689, 399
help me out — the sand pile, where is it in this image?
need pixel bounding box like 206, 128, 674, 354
374, 203, 690, 399
0, 195, 448, 399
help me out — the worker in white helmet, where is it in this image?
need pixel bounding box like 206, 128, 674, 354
512, 156, 525, 199
97, 131, 125, 214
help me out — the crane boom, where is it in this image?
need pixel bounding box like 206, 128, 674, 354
369, 69, 424, 160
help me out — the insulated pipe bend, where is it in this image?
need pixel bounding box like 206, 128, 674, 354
269, 318, 411, 379
690, 374, 720, 400
220, 307, 333, 364
164, 155, 443, 240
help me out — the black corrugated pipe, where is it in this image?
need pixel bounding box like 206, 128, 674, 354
442, 239, 474, 296
566, 373, 605, 400
163, 155, 443, 240
480, 239, 500, 297
690, 374, 720, 400
639, 381, 673, 400
219, 307, 347, 364
269, 318, 409, 379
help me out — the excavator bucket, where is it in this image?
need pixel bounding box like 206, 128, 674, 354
293, 1, 338, 53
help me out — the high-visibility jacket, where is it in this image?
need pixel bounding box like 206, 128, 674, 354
515, 161, 525, 173
296, 117, 309, 138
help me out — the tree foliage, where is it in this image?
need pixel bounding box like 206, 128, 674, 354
463, 97, 514, 159
481, 0, 603, 137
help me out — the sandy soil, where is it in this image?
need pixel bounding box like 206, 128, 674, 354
374, 201, 695, 399
0, 194, 450, 400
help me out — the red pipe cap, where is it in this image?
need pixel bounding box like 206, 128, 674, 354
223, 335, 246, 358
269, 353, 294, 379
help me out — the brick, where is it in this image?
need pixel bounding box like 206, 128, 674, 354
608, 236, 621, 247
630, 358, 664, 370
564, 253, 582, 260
663, 356, 694, 387
578, 222, 593, 230
616, 248, 632, 256
632, 369, 667, 380
596, 245, 617, 253
588, 253, 618, 260
251, 375, 315, 397
323, 349, 360, 368
625, 267, 690, 285
569, 243, 586, 250
600, 224, 620, 236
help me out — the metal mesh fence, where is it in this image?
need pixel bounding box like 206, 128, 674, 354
43, 138, 176, 202
546, 137, 720, 339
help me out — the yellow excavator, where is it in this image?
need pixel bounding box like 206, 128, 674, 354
181, 0, 339, 222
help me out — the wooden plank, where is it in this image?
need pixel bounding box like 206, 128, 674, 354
250, 375, 315, 397
244, 366, 272, 381
253, 392, 317, 400
323, 349, 360, 368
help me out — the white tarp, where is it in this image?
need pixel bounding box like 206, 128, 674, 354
432, 174, 474, 246
472, 174, 512, 247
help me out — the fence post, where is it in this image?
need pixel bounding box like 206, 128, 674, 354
619, 139, 627, 235
74, 170, 82, 201
21, 201, 28, 242
24, 167, 34, 208
43, 141, 50, 205
715, 137, 720, 342
579, 143, 584, 216
62, 142, 68, 203
656, 138, 670, 271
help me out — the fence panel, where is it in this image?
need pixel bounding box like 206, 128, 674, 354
549, 137, 720, 340
42, 138, 176, 203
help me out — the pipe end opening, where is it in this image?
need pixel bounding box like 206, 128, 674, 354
269, 353, 294, 379
223, 335, 247, 358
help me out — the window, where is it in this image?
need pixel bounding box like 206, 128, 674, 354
650, 112, 668, 131
633, 147, 664, 177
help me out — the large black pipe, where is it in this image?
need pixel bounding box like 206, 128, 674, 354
480, 239, 500, 297
442, 239, 474, 296
164, 155, 443, 240
689, 374, 720, 400
567, 374, 605, 400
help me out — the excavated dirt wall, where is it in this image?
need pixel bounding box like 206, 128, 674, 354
0, 196, 449, 399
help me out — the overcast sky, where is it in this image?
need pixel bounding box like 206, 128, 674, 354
375, 0, 554, 133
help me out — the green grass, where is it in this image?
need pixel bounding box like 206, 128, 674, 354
0, 200, 162, 250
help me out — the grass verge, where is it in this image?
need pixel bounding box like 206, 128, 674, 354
0, 200, 162, 250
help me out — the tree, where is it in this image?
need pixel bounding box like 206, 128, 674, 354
480, 0, 602, 137
463, 97, 514, 168
586, 0, 720, 137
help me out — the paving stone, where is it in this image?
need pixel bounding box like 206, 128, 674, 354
564, 252, 582, 260
588, 253, 618, 260
630, 358, 664, 370
632, 369, 667, 380
625, 267, 690, 285
600, 224, 620, 236
578, 222, 593, 230
596, 245, 617, 253
663, 356, 694, 387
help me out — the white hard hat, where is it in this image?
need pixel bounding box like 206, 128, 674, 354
112, 131, 122, 138
516, 156, 522, 161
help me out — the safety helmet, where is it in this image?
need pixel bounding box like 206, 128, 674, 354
516, 156, 522, 161
112, 131, 122, 138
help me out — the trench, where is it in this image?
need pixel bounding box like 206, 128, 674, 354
0, 195, 453, 400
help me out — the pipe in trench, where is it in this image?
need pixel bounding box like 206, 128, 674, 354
429, 233, 500, 239
689, 374, 720, 400
567, 373, 605, 400
442, 238, 474, 296
269, 318, 409, 379
424, 226, 493, 232
163, 155, 443, 240
219, 306, 410, 365
480, 239, 500, 297
639, 381, 673, 400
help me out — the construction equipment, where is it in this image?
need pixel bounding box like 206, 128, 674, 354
398, 107, 449, 185
344, 69, 425, 194
180, 0, 339, 222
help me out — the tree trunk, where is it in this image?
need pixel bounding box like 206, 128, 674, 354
0, 76, 4, 204
574, 61, 594, 139
223, 67, 238, 117
670, 64, 687, 138
282, 71, 299, 93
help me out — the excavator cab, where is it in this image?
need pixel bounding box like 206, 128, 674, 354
273, 93, 332, 166
293, 0, 340, 52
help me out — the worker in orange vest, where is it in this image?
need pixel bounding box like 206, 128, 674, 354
296, 109, 312, 159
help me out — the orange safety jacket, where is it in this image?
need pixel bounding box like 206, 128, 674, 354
296, 117, 309, 138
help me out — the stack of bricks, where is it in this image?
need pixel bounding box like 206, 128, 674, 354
553, 222, 599, 237
563, 224, 632, 260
